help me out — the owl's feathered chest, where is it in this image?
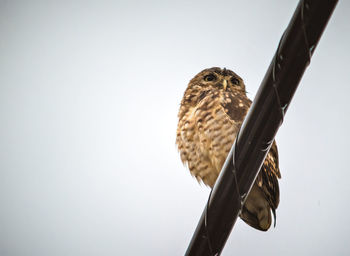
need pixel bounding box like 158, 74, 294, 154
176, 89, 251, 186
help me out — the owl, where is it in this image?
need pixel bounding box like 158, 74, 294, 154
176, 67, 281, 231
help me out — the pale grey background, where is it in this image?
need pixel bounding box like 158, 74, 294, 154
1, 0, 349, 255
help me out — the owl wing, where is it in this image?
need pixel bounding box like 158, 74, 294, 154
221, 94, 281, 212
258, 142, 281, 211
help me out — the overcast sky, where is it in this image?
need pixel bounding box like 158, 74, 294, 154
1, 0, 349, 255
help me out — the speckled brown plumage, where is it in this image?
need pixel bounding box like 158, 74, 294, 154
176, 67, 281, 231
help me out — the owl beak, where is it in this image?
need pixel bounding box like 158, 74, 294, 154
222, 79, 228, 90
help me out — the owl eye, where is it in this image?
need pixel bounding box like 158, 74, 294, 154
204, 74, 217, 82
230, 77, 240, 85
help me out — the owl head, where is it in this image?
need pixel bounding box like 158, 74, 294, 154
179, 67, 248, 120
188, 67, 246, 93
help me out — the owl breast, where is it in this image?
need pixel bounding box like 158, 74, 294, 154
176, 90, 245, 187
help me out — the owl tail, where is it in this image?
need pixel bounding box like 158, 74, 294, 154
239, 184, 272, 231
